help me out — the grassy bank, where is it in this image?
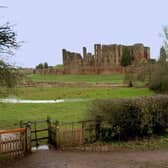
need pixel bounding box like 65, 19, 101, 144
0, 87, 154, 100
28, 74, 124, 83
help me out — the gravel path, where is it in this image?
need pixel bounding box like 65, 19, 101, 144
1, 149, 168, 168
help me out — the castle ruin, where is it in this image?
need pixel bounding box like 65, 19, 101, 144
62, 43, 150, 74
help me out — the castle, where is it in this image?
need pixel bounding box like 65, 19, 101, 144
62, 43, 150, 74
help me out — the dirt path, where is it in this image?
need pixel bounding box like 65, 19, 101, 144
20, 81, 128, 88
1, 149, 168, 168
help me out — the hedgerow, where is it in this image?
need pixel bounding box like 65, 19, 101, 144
89, 95, 168, 140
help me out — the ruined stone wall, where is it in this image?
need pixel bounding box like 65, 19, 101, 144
61, 43, 150, 74
63, 49, 83, 67
34, 68, 64, 75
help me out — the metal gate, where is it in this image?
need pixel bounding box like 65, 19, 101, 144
20, 117, 59, 149
20, 118, 99, 150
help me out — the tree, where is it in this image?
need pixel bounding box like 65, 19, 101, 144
123, 26, 168, 92
137, 26, 168, 92
121, 47, 132, 67
36, 63, 43, 69
36, 62, 49, 69
159, 46, 167, 63
149, 58, 156, 64
0, 60, 21, 88
161, 26, 168, 58
124, 66, 135, 87
0, 23, 19, 56
0, 23, 21, 88
44, 62, 48, 69
149, 26, 168, 91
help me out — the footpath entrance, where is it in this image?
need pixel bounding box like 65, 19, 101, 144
20, 117, 99, 150
20, 117, 58, 150
0, 117, 111, 158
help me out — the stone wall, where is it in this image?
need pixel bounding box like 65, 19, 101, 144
62, 43, 150, 74
34, 43, 150, 75
63, 49, 83, 67
34, 68, 64, 75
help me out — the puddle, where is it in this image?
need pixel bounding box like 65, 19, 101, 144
0, 98, 89, 104
0, 98, 64, 104
32, 145, 49, 151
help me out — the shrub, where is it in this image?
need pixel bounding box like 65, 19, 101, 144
149, 63, 168, 92
89, 95, 168, 140
0, 60, 23, 88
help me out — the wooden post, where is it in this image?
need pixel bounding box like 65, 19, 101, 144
55, 120, 59, 149
47, 116, 51, 144
0, 133, 1, 153
19, 120, 24, 128
26, 121, 31, 153
34, 121, 38, 147
71, 122, 74, 146
82, 121, 85, 145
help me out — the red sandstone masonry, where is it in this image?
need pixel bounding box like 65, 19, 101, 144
34, 66, 131, 75
61, 43, 150, 74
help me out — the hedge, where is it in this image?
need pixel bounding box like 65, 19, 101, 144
89, 95, 168, 140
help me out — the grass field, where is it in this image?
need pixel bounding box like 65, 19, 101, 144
0, 101, 89, 129
28, 74, 125, 83
1, 87, 154, 100
0, 73, 154, 129
0, 87, 154, 128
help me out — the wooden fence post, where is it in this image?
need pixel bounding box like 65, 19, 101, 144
47, 116, 51, 144
82, 121, 85, 145
20, 120, 24, 128
34, 121, 39, 147
55, 120, 59, 149
26, 121, 31, 153
0, 134, 1, 153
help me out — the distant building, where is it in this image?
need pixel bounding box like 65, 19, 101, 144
62, 43, 150, 74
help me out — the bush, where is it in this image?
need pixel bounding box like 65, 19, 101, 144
124, 63, 168, 92
0, 60, 23, 88
89, 95, 168, 140
149, 63, 168, 92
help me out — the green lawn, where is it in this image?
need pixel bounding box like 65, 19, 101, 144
0, 73, 153, 129
1, 87, 154, 100
0, 87, 154, 129
28, 74, 124, 83
0, 101, 89, 129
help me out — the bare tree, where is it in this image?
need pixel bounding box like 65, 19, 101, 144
0, 23, 22, 89
160, 26, 168, 60
0, 23, 20, 56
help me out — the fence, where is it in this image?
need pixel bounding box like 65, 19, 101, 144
56, 119, 121, 149
20, 118, 96, 149
0, 128, 27, 158
21, 118, 118, 150
57, 121, 84, 148
6, 117, 122, 152
0, 118, 119, 158
20, 118, 54, 148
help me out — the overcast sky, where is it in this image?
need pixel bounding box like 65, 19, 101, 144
0, 0, 167, 67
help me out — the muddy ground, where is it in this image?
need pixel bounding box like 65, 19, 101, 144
1, 149, 168, 168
